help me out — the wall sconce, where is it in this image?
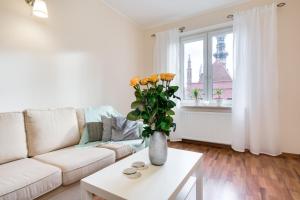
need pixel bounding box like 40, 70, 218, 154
25, 0, 48, 18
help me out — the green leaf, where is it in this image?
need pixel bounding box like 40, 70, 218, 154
165, 86, 179, 97
166, 115, 174, 123
157, 85, 164, 93
149, 96, 157, 107
131, 101, 141, 109
142, 126, 153, 138
131, 101, 146, 112
138, 105, 146, 112
169, 86, 179, 92
134, 90, 142, 101
173, 95, 181, 100
127, 110, 140, 121
141, 112, 150, 121
159, 93, 167, 101
166, 110, 175, 115
149, 108, 158, 122
167, 100, 176, 108
160, 121, 170, 132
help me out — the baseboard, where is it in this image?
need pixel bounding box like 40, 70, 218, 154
178, 139, 300, 157
180, 139, 231, 149
280, 152, 300, 158
169, 138, 183, 142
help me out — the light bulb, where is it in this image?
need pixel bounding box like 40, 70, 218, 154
32, 0, 48, 18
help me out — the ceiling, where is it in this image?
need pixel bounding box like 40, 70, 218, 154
103, 0, 248, 28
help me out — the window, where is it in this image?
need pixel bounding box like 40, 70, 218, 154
180, 27, 233, 105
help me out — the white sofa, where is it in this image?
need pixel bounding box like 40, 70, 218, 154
0, 108, 131, 200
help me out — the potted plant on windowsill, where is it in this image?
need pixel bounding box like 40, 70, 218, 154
192, 88, 201, 104
127, 73, 180, 166
214, 88, 223, 106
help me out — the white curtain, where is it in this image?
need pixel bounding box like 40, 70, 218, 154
153, 29, 180, 84
153, 29, 181, 141
232, 4, 280, 155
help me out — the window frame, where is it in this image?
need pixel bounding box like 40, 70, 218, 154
207, 27, 233, 102
179, 26, 233, 105
180, 33, 208, 100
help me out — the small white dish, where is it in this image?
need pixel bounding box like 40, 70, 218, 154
123, 167, 137, 175
126, 172, 142, 179
135, 165, 149, 170
132, 161, 145, 168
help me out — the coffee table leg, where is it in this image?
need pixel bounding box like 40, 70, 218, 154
194, 160, 203, 200
81, 188, 93, 200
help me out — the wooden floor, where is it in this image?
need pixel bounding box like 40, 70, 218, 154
169, 141, 300, 200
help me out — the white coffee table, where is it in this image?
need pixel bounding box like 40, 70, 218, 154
81, 148, 203, 200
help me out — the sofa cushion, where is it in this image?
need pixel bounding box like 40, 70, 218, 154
87, 122, 103, 142
98, 143, 134, 160
24, 108, 80, 157
102, 116, 113, 142
0, 158, 62, 200
76, 108, 86, 135
0, 112, 27, 164
33, 146, 115, 185
111, 116, 140, 141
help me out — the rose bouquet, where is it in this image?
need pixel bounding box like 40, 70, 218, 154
127, 73, 180, 138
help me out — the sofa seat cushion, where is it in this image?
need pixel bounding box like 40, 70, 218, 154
0, 158, 62, 200
98, 143, 134, 159
33, 147, 115, 185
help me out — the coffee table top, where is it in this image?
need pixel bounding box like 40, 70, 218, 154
81, 147, 202, 200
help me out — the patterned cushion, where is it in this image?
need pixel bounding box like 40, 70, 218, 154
87, 122, 103, 142
111, 117, 140, 141
102, 116, 113, 142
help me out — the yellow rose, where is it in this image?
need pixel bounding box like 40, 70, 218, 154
149, 74, 159, 83
140, 77, 149, 85
165, 73, 176, 81
160, 73, 167, 81
130, 77, 140, 87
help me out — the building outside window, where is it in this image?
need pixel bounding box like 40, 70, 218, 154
180, 27, 233, 105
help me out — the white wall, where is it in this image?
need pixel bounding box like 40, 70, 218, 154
144, 0, 300, 154
0, 0, 144, 114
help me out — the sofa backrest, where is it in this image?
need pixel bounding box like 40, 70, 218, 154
24, 108, 80, 157
0, 112, 28, 164
76, 108, 85, 136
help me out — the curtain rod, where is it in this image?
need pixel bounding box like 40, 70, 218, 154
227, 2, 287, 19
151, 26, 185, 37
151, 2, 286, 37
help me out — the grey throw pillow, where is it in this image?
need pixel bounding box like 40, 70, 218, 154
102, 116, 113, 142
86, 122, 103, 142
111, 116, 140, 141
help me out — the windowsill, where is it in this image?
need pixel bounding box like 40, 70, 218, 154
180, 100, 232, 112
